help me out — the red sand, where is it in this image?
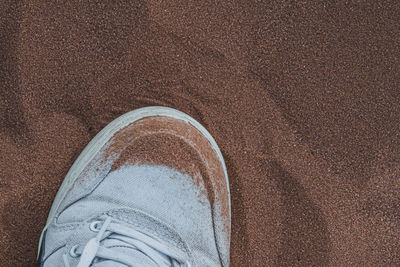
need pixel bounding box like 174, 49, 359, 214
1, 1, 399, 266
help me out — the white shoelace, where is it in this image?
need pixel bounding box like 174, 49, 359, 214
63, 217, 190, 267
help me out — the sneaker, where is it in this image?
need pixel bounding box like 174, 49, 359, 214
37, 106, 231, 267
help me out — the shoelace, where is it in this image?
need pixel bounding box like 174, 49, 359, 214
63, 217, 191, 267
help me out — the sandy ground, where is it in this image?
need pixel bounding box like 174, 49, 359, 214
0, 1, 399, 266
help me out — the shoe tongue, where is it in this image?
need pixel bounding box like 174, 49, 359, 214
91, 238, 164, 267
86, 209, 188, 266
92, 259, 155, 267
105, 209, 188, 260
92, 262, 126, 267
91, 248, 159, 267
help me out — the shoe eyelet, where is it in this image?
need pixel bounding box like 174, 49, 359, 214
69, 245, 79, 258
90, 221, 101, 232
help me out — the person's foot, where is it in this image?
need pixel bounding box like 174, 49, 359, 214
37, 107, 231, 267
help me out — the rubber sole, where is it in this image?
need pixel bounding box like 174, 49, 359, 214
37, 106, 230, 257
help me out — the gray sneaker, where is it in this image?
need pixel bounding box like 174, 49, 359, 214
37, 107, 231, 267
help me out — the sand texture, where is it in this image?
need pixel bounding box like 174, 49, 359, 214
0, 1, 399, 266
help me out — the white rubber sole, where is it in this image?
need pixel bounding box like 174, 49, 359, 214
38, 106, 230, 257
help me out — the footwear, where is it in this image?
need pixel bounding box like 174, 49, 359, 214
37, 106, 231, 267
